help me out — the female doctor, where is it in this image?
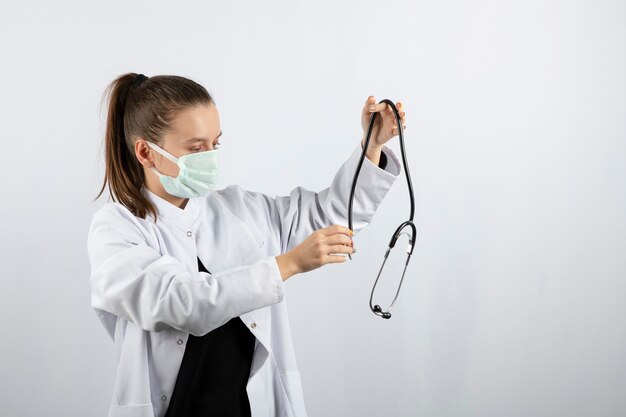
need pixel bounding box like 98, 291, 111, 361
88, 73, 406, 417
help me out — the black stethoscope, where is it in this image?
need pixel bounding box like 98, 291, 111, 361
348, 99, 416, 319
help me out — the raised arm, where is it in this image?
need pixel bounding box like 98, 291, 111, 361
220, 143, 401, 272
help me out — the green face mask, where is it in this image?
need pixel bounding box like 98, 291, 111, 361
147, 141, 220, 198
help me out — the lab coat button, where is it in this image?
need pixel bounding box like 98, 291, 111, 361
176, 338, 183, 345
161, 395, 167, 401
186, 231, 192, 237
250, 322, 257, 329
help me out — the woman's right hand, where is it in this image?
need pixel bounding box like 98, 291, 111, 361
275, 225, 356, 281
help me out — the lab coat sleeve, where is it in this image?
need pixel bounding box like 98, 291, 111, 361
87, 205, 285, 337
230, 143, 402, 254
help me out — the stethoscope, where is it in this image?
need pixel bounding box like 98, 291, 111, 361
348, 99, 417, 319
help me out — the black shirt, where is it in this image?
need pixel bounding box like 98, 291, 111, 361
164, 257, 257, 417
378, 149, 387, 170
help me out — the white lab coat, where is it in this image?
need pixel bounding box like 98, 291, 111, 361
87, 143, 401, 417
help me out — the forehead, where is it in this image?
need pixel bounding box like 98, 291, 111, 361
164, 103, 221, 145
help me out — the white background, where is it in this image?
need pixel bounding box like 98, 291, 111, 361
0, 1, 625, 416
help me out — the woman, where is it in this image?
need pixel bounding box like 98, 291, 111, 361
88, 72, 406, 417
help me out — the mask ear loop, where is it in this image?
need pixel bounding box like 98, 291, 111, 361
146, 141, 180, 164
146, 141, 180, 178
347, 99, 417, 319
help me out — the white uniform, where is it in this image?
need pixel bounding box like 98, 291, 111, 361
87, 144, 401, 417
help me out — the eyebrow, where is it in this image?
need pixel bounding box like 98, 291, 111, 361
184, 131, 223, 143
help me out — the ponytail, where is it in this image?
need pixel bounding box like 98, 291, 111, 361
95, 73, 214, 222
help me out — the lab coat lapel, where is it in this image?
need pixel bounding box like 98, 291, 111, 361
142, 187, 200, 232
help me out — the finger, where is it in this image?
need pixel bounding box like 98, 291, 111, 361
325, 234, 353, 246
327, 245, 356, 255
396, 102, 406, 118
368, 101, 389, 113
390, 102, 405, 119
392, 126, 407, 135
323, 224, 353, 237
388, 111, 405, 125
323, 254, 349, 264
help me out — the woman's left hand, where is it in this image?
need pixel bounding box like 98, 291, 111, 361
361, 95, 407, 149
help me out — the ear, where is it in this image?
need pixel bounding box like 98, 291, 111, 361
134, 138, 155, 168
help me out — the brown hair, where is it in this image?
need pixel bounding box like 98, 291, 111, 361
95, 73, 215, 222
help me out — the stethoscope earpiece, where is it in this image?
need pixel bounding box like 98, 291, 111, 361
372, 305, 393, 319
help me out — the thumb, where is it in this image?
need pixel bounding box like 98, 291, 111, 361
362, 95, 376, 116
364, 96, 389, 114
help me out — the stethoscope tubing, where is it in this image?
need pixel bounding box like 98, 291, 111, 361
347, 99, 417, 319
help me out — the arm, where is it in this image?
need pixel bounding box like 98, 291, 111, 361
227, 143, 401, 258
277, 143, 400, 253
360, 136, 388, 168
87, 205, 284, 336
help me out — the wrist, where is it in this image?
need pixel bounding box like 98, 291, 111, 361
361, 137, 382, 165
275, 253, 300, 281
